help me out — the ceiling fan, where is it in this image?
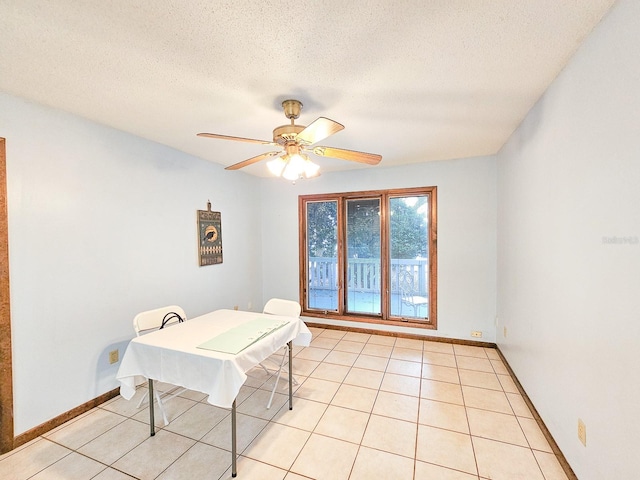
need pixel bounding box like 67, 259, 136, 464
197, 99, 382, 180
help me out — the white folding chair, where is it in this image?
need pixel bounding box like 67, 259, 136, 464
260, 298, 301, 409
133, 305, 187, 425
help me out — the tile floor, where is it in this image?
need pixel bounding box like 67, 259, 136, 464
0, 327, 571, 479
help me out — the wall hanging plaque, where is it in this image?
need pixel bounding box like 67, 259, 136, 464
197, 201, 222, 266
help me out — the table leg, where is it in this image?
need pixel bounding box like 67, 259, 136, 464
148, 379, 155, 437
288, 340, 293, 410
231, 399, 237, 477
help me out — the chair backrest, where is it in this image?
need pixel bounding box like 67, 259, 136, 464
133, 305, 187, 336
263, 298, 301, 318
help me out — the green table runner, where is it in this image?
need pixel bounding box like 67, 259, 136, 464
197, 317, 290, 354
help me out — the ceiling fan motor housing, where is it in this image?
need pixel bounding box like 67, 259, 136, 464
273, 124, 305, 145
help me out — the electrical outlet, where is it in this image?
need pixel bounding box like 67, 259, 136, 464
503, 326, 508, 337
109, 350, 119, 364
578, 418, 587, 446
471, 331, 482, 338
247, 301, 252, 310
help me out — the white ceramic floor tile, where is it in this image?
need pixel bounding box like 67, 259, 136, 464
350, 446, 414, 480
360, 342, 393, 357
323, 350, 359, 366
421, 378, 464, 405
45, 409, 126, 450
462, 385, 512, 414
498, 373, 520, 393
372, 390, 419, 422
295, 377, 341, 404
112, 429, 196, 480
200, 412, 268, 453
343, 367, 384, 390
271, 397, 328, 431
334, 340, 365, 354
331, 384, 378, 412
343, 331, 371, 343
92, 467, 137, 480
291, 434, 359, 480
295, 346, 331, 362
164, 402, 229, 440
78, 418, 150, 465
458, 369, 502, 390
156, 442, 231, 480
309, 362, 351, 383
0, 439, 72, 480
386, 358, 422, 377
380, 372, 421, 397
506, 392, 534, 418
455, 356, 494, 373
533, 450, 570, 480
30, 452, 106, 480
132, 395, 198, 428
353, 354, 390, 372
466, 408, 528, 447
361, 414, 417, 457
317, 329, 346, 340
243, 423, 310, 470
473, 436, 545, 480
219, 455, 289, 480
394, 337, 424, 350
367, 334, 396, 346
237, 389, 288, 420
419, 398, 469, 434
416, 425, 477, 475
314, 405, 370, 444
518, 416, 553, 452
454, 344, 488, 358
423, 341, 454, 354
414, 461, 480, 479
310, 336, 340, 350
391, 346, 424, 362
422, 364, 461, 384
423, 351, 457, 368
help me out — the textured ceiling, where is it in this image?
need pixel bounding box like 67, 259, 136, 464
0, 1, 616, 177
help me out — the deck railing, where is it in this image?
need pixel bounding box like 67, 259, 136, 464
308, 257, 428, 295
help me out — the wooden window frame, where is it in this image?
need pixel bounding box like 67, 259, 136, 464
298, 186, 437, 329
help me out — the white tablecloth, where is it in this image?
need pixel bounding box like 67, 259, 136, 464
116, 309, 312, 408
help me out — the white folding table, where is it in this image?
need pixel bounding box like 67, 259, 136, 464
116, 309, 311, 477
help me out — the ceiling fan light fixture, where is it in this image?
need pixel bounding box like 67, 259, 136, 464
303, 159, 320, 178
267, 156, 287, 176
281, 153, 305, 181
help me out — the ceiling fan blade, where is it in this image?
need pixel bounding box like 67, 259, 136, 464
197, 132, 276, 146
296, 117, 344, 145
312, 146, 382, 165
225, 151, 281, 170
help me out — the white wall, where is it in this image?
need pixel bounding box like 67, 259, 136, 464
1, 92, 263, 434
496, 1, 640, 478
260, 156, 497, 342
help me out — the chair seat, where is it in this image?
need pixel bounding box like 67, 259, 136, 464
404, 295, 428, 306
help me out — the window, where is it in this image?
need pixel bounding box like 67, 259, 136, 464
299, 186, 437, 328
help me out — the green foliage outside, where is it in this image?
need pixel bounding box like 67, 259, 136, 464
307, 197, 428, 259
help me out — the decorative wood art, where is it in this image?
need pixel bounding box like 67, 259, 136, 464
197, 201, 222, 266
